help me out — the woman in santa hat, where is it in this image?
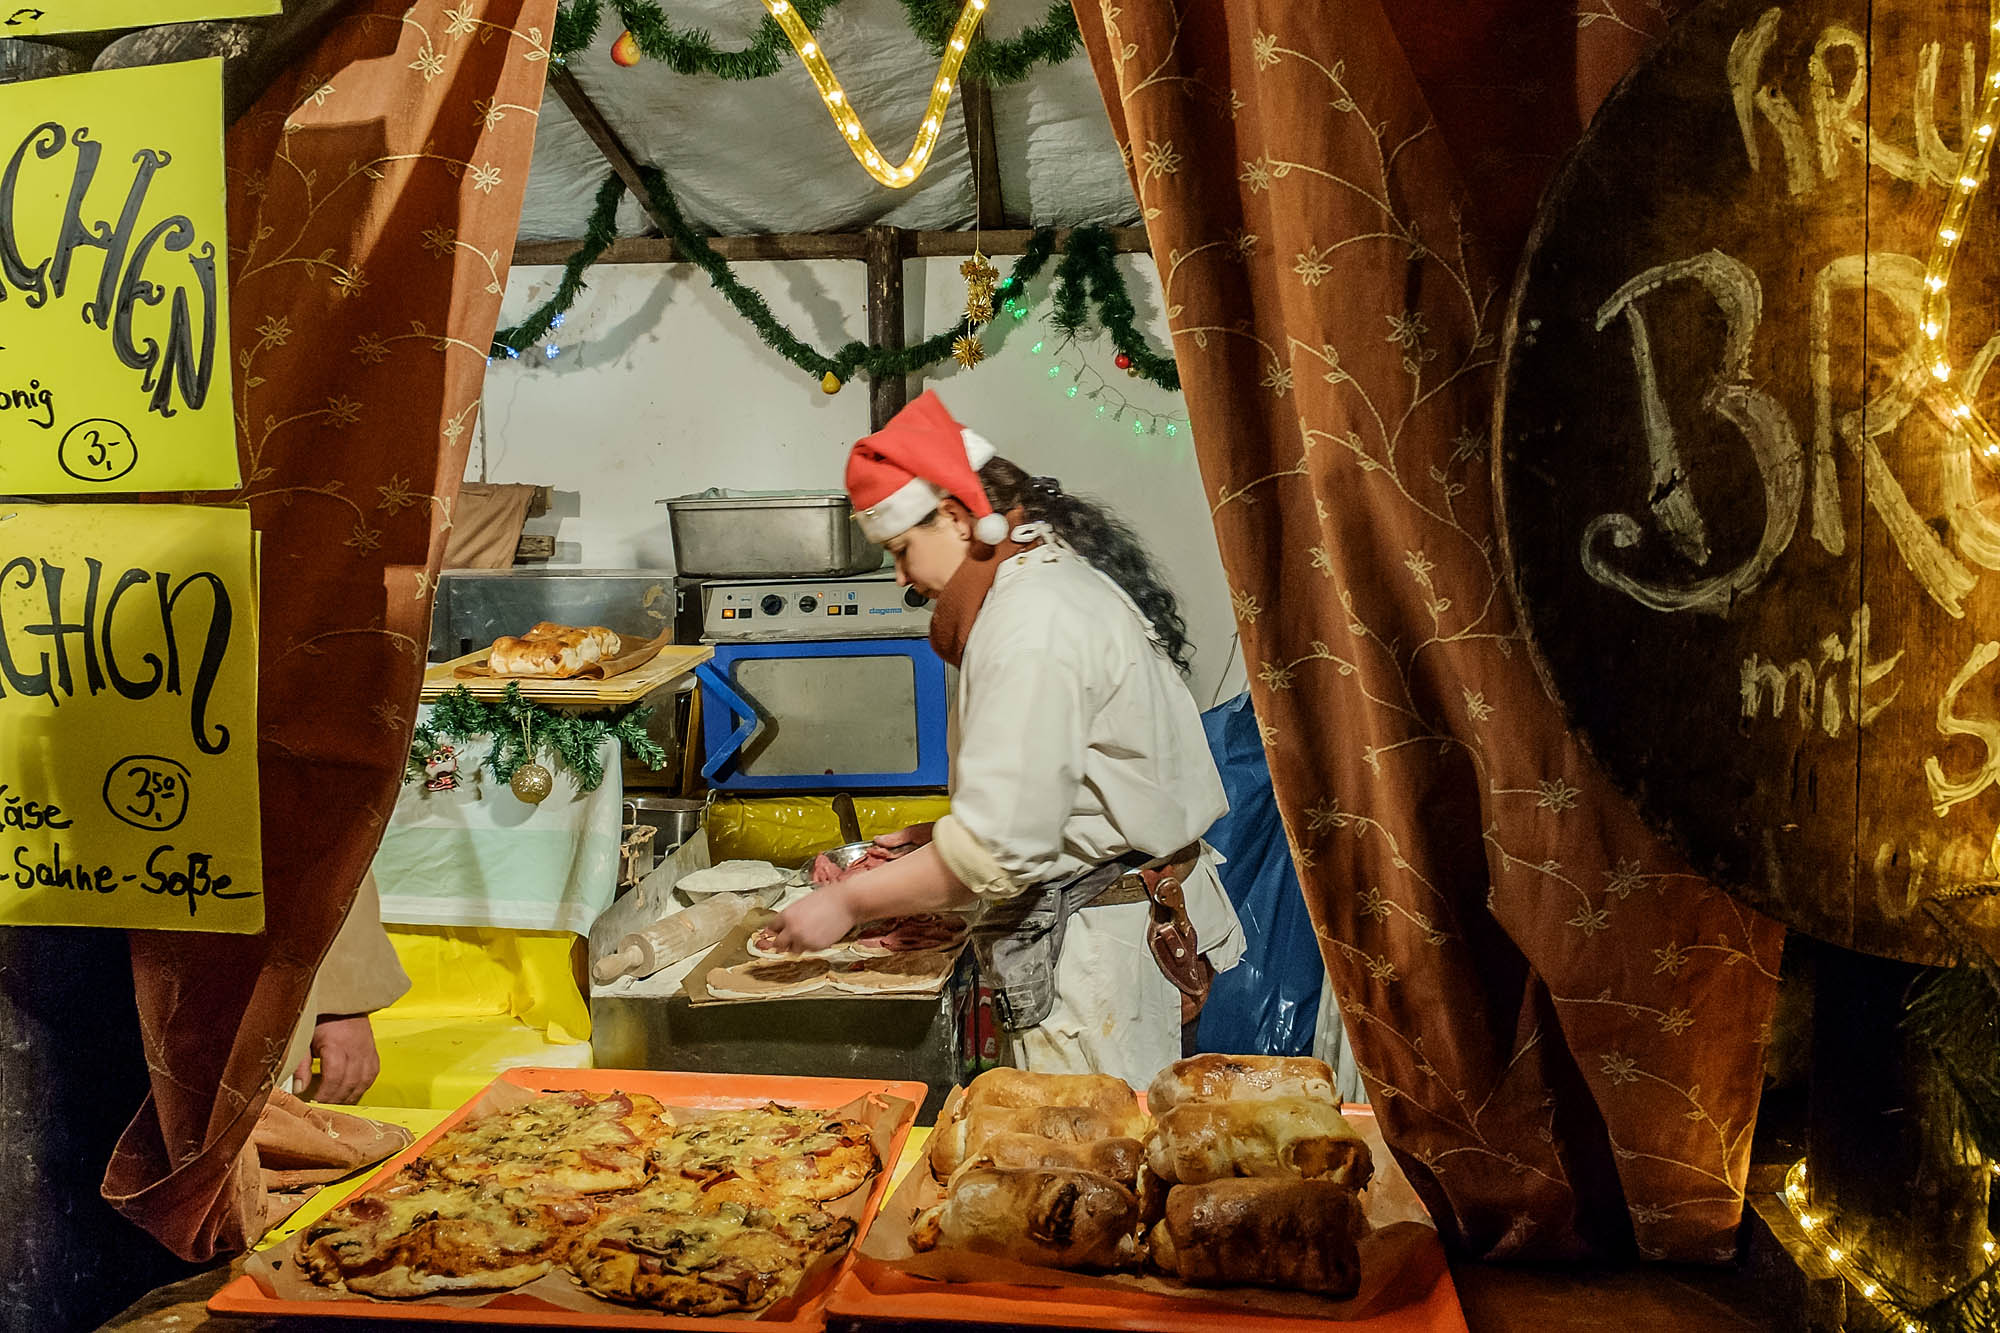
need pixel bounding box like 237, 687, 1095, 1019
760, 390, 1244, 1089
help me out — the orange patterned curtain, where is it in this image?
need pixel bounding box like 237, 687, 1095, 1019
103, 0, 556, 1258
1073, 0, 1785, 1260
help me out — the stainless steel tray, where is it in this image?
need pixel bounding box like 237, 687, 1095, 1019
661, 491, 883, 578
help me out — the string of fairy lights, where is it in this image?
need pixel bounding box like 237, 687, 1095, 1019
759, 0, 988, 187
1781, 1159, 2000, 1331
1921, 22, 2000, 459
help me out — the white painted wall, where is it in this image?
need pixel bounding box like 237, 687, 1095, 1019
475, 256, 1247, 707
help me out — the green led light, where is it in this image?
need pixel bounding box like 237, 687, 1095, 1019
1165, 423, 1178, 437
1030, 340, 1044, 354
1095, 404, 1107, 418
1131, 419, 1145, 436
1047, 365, 1060, 378
1066, 385, 1078, 398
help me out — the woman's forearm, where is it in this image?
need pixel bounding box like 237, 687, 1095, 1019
834, 844, 977, 920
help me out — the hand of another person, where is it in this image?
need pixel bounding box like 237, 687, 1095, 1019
292, 1013, 381, 1105
760, 888, 859, 955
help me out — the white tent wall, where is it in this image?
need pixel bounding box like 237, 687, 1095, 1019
474, 253, 1250, 709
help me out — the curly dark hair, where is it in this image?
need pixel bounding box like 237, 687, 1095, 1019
972, 456, 1194, 677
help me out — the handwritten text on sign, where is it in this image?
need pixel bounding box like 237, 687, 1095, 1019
0, 504, 261, 931
2, 3, 280, 38
1495, 0, 2000, 959
0, 59, 239, 494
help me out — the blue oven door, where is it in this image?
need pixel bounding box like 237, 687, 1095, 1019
695, 638, 949, 791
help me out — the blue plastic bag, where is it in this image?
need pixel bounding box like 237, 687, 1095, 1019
1194, 692, 1323, 1057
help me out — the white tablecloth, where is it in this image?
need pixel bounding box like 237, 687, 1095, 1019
373, 728, 624, 936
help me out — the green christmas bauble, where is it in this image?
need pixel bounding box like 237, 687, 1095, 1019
510, 762, 553, 804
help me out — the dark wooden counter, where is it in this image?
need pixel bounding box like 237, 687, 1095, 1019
99, 1252, 1789, 1333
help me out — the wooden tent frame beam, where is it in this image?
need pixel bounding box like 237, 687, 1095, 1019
546, 67, 1154, 424
511, 226, 1152, 266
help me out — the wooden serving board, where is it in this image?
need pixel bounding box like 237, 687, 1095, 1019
420, 642, 711, 706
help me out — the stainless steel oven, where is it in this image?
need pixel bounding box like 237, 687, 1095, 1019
683, 571, 951, 792
428, 569, 688, 790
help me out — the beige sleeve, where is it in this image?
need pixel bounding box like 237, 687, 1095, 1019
312, 870, 412, 1017
933, 814, 1025, 901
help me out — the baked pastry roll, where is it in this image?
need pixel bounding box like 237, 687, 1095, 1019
1148, 1178, 1365, 1295
1146, 1096, 1373, 1188
910, 1167, 1143, 1270
1146, 1055, 1337, 1114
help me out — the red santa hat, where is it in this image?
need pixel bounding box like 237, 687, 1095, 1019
846, 390, 1009, 546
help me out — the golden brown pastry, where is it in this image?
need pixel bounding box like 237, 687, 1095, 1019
486, 634, 587, 678
929, 1103, 1149, 1179
1148, 1178, 1365, 1294
957, 1131, 1146, 1188
527, 622, 622, 659
1145, 1055, 1337, 1115
909, 1167, 1143, 1270
1146, 1097, 1373, 1189
955, 1068, 1142, 1123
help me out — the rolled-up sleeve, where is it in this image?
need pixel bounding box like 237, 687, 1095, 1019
942, 598, 1093, 900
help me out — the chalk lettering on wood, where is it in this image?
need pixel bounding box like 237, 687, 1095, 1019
1497, 0, 2000, 961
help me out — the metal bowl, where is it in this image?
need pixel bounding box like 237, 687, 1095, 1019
823, 842, 876, 872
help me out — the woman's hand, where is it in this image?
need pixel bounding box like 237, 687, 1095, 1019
874, 823, 935, 851
759, 886, 859, 955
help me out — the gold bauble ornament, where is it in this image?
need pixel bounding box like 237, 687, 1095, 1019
951, 335, 985, 370
821, 371, 843, 394
510, 762, 553, 804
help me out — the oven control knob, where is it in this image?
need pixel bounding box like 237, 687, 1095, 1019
798, 595, 819, 614
904, 589, 929, 609
760, 594, 784, 616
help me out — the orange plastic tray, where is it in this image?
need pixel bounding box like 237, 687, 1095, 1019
209, 1067, 928, 1330
826, 1106, 1471, 1333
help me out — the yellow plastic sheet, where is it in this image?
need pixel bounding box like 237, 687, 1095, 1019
383, 926, 590, 1041
363, 1012, 591, 1111
365, 927, 594, 1109
707, 795, 953, 865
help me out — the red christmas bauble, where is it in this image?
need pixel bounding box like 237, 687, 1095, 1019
1114, 352, 1132, 370
611, 30, 642, 66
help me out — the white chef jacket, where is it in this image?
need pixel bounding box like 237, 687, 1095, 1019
931, 538, 1244, 1089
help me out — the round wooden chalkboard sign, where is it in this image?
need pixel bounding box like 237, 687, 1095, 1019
1497, 0, 2000, 962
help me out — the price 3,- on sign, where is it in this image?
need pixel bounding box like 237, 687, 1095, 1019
0, 504, 261, 931
0, 58, 241, 494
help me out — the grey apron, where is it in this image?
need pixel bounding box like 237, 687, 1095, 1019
968, 852, 1151, 1032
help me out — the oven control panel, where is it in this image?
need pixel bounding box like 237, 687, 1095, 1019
701, 577, 931, 640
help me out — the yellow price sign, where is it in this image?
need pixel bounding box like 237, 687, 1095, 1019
0, 59, 240, 494
0, 503, 262, 932
2, 3, 280, 37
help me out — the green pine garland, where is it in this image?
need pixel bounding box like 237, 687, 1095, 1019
493, 173, 625, 357
492, 170, 1176, 390
895, 0, 1081, 85
559, 0, 843, 79
551, 0, 1081, 87
408, 684, 667, 791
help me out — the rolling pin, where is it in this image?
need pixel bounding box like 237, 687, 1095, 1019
592, 890, 761, 984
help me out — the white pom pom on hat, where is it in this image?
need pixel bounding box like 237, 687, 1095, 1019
847, 391, 1013, 545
